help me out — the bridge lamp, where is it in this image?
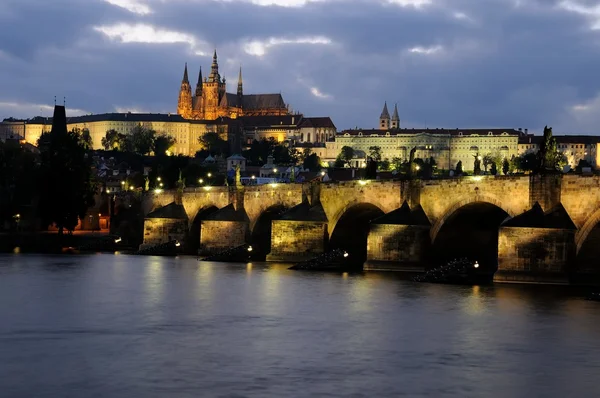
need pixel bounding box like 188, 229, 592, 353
207, 172, 212, 178
251, 175, 256, 179
247, 246, 253, 252
175, 241, 181, 247
129, 186, 135, 191
198, 178, 204, 184
157, 177, 161, 182
343, 252, 349, 258
114, 237, 122, 243
474, 261, 480, 269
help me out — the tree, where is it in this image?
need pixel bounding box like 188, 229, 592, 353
299, 147, 313, 163
502, 158, 510, 175
379, 158, 391, 171
514, 152, 537, 172
339, 146, 355, 167
154, 134, 176, 156
303, 153, 321, 172
80, 128, 93, 150
455, 160, 463, 175
38, 128, 96, 235
391, 156, 404, 172
368, 146, 382, 162
334, 156, 345, 168
482, 154, 493, 173
101, 129, 124, 150
199, 131, 229, 156
126, 125, 156, 155
0, 141, 39, 228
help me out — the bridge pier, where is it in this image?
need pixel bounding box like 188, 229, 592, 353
495, 203, 577, 284
199, 204, 249, 255
266, 202, 328, 262
364, 201, 431, 272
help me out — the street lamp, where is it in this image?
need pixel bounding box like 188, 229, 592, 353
198, 178, 204, 184
207, 172, 212, 178
157, 177, 161, 182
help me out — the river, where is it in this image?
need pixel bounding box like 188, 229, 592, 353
1, 254, 599, 397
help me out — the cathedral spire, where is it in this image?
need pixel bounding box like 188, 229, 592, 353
195, 66, 203, 96
237, 65, 243, 97
209, 49, 220, 82
182, 62, 189, 83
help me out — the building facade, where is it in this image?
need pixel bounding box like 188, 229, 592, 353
177, 51, 289, 120
519, 134, 600, 169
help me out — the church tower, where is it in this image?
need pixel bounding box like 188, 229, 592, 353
177, 63, 192, 118
191, 66, 204, 118
391, 103, 400, 129
204, 50, 226, 119
237, 66, 243, 97
379, 102, 390, 130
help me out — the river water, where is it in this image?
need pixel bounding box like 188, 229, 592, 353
1, 254, 599, 398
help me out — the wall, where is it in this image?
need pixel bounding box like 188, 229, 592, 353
267, 220, 328, 261
200, 220, 247, 254
141, 218, 188, 248
365, 224, 430, 270
497, 226, 575, 274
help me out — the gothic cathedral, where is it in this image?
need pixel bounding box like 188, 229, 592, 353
177, 51, 290, 120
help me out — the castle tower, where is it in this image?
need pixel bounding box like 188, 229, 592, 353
208, 50, 220, 83
379, 101, 390, 130
391, 103, 400, 129
204, 50, 226, 119
237, 66, 243, 97
177, 63, 193, 118
195, 66, 203, 97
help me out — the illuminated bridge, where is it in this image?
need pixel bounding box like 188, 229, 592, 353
142, 174, 600, 284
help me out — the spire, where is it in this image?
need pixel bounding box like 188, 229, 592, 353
182, 63, 189, 83
195, 66, 203, 96
380, 101, 390, 118
392, 103, 399, 121
209, 49, 220, 82
237, 65, 243, 97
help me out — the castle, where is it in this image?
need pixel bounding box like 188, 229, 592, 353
177, 51, 290, 120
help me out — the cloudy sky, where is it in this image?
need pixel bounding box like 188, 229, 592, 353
1, 0, 599, 133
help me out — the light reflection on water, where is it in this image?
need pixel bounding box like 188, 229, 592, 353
0, 254, 599, 398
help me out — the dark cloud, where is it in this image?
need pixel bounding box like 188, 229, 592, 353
1, 0, 600, 133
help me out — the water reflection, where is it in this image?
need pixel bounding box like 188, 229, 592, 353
0, 254, 599, 398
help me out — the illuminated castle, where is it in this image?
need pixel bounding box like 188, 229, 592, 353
177, 51, 289, 120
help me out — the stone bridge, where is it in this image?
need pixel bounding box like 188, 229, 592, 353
142, 174, 600, 284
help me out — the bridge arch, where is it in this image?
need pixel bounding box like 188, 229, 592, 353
329, 202, 385, 263
575, 207, 600, 254
430, 193, 515, 243
187, 205, 220, 254
430, 195, 512, 272
250, 204, 290, 260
